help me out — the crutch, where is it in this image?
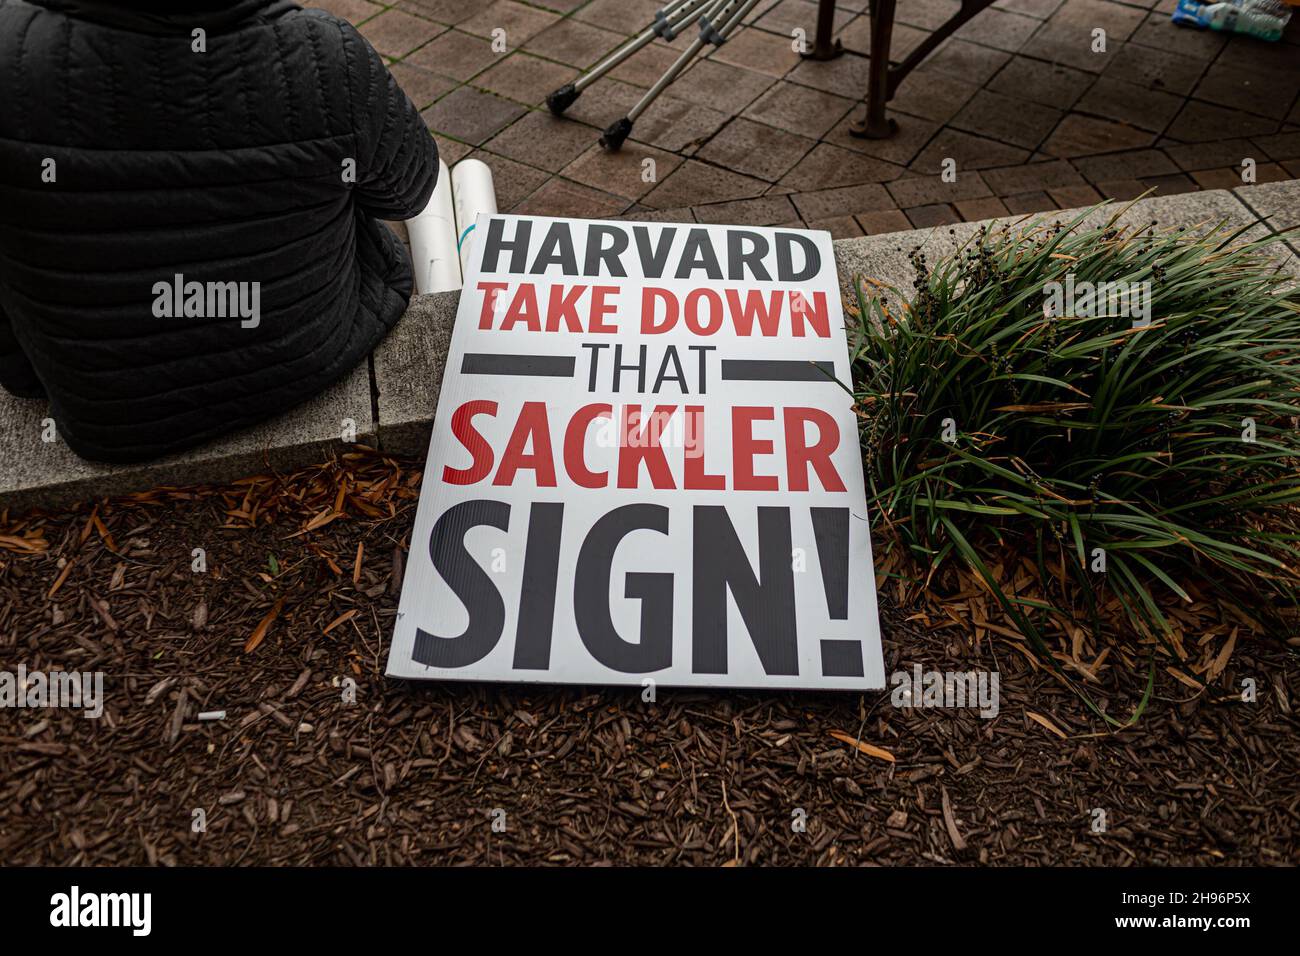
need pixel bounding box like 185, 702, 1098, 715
598, 0, 762, 151
546, 0, 713, 117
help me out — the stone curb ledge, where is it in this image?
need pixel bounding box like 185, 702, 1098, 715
2, 181, 1297, 514
0, 364, 376, 516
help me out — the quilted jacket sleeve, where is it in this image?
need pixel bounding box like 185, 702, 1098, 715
340, 22, 438, 220
0, 302, 45, 399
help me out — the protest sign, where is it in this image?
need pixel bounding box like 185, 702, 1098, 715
386, 215, 883, 689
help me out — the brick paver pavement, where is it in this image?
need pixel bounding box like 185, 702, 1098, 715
324, 0, 1300, 236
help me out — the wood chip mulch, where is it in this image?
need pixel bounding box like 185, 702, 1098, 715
1, 451, 1297, 866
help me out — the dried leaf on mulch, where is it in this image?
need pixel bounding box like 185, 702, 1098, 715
245, 598, 284, 654
829, 730, 896, 762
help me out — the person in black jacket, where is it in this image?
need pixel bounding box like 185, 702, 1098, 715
0, 0, 437, 462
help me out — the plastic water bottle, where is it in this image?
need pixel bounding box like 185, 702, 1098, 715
1172, 0, 1291, 40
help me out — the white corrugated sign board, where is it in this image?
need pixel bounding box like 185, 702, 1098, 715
386, 214, 883, 689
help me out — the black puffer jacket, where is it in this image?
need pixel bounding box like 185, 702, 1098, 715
0, 0, 436, 462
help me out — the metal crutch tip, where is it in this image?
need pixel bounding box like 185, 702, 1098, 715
546, 83, 580, 116
599, 117, 633, 151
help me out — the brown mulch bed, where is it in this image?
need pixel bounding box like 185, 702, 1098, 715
1, 451, 1297, 866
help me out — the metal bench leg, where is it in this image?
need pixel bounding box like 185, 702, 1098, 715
802, 0, 843, 61
850, 0, 999, 139
851, 0, 898, 139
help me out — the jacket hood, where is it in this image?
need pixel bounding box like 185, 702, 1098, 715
27, 0, 301, 35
